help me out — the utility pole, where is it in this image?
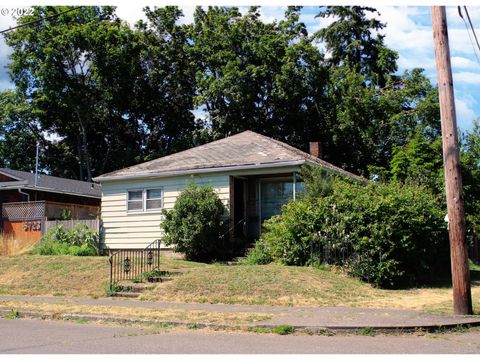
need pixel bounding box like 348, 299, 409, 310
35, 141, 40, 187
431, 6, 473, 315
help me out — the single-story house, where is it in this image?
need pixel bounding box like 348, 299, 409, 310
0, 168, 101, 242
94, 131, 359, 251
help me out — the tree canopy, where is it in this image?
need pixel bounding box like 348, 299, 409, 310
0, 5, 474, 188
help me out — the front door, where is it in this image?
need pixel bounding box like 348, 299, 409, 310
233, 177, 247, 238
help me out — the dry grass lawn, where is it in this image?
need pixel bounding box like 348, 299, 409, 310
0, 255, 110, 297
0, 300, 272, 325
142, 263, 480, 315
0, 255, 199, 298
0, 255, 479, 315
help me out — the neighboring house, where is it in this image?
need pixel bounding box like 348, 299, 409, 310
0, 168, 101, 242
94, 131, 359, 251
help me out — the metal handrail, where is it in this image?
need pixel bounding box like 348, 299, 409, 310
109, 239, 161, 290
220, 218, 246, 239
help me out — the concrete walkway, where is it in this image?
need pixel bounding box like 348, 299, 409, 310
1, 294, 479, 331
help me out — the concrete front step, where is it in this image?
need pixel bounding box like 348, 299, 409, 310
112, 270, 182, 298
113, 292, 143, 298
145, 277, 174, 283
113, 278, 174, 298
116, 284, 155, 293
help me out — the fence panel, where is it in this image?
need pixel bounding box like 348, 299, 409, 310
43, 219, 100, 233
1, 201, 46, 220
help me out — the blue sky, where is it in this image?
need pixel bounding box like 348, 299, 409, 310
0, 5, 479, 132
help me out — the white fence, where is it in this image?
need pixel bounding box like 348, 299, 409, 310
43, 219, 100, 233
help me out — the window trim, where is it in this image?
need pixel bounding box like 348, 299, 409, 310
126, 187, 163, 214
145, 188, 163, 212
127, 189, 144, 213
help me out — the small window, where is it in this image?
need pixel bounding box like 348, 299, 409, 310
127, 188, 163, 212
146, 188, 162, 210
127, 190, 143, 211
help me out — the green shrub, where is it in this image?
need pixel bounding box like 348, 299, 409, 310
258, 199, 322, 266
33, 224, 100, 256
160, 182, 228, 262
239, 242, 272, 265
33, 239, 69, 255
272, 324, 295, 335
248, 177, 450, 288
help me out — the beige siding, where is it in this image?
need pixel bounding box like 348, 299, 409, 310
100, 174, 230, 249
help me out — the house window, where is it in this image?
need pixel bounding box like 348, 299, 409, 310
260, 181, 293, 223
146, 189, 163, 210
259, 179, 304, 223
127, 188, 163, 213
127, 190, 143, 212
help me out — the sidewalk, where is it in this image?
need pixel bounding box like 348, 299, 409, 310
1, 294, 479, 332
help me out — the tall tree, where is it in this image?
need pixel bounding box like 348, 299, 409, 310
462, 119, 480, 239
315, 6, 398, 87
0, 91, 41, 171
5, 6, 141, 180
2, 5, 444, 181
315, 6, 441, 175
133, 6, 199, 160
189, 6, 328, 149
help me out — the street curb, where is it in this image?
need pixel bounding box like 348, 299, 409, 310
2, 309, 480, 335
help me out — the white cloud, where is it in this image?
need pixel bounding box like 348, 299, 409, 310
0, 10, 18, 31
0, 39, 12, 59
453, 71, 480, 84
451, 56, 479, 69
446, 6, 480, 27
115, 4, 147, 27
364, 7, 479, 70
0, 79, 14, 89
42, 131, 64, 142
300, 11, 337, 35
258, 6, 285, 23
375, 6, 420, 32
366, 7, 434, 71
115, 5, 289, 27
455, 95, 477, 129
448, 28, 480, 56
178, 6, 196, 25
397, 54, 435, 70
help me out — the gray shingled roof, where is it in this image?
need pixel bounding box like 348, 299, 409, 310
95, 131, 360, 181
0, 168, 101, 198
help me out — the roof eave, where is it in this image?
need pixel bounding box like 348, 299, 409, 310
93, 160, 306, 183
304, 159, 365, 181
0, 170, 25, 181
0, 180, 28, 187
0, 184, 101, 199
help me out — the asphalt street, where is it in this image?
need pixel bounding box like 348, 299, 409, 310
1, 318, 480, 354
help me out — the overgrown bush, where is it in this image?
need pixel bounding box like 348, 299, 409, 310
247, 173, 450, 288
161, 182, 228, 262
32, 224, 100, 256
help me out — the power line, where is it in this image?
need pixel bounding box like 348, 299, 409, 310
0, 6, 83, 35
464, 7, 480, 54
458, 6, 480, 65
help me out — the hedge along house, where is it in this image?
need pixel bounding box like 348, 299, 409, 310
94, 131, 360, 251
0, 168, 101, 243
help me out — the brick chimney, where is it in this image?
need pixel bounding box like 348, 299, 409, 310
309, 142, 322, 159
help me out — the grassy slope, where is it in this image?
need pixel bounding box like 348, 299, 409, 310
142, 263, 480, 314
0, 255, 204, 298
0, 255, 479, 314
142, 264, 382, 306
0, 255, 110, 297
